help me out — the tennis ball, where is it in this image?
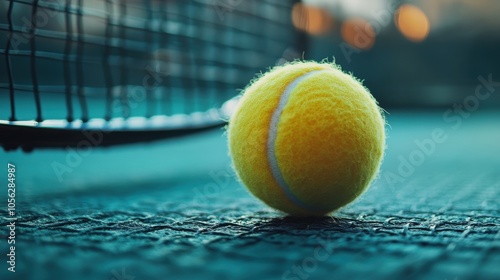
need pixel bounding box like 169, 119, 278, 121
228, 61, 385, 216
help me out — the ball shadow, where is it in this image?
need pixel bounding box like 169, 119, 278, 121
254, 215, 367, 234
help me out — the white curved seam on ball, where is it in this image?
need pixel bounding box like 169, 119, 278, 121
267, 70, 327, 212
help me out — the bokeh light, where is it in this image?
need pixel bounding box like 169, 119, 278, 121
395, 4, 430, 42
292, 3, 334, 35
341, 18, 376, 50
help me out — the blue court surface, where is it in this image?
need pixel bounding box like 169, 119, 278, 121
1, 111, 499, 280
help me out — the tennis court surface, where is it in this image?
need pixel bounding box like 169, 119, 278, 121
1, 111, 499, 280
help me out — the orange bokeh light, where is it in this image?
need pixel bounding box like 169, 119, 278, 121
395, 4, 430, 42
292, 3, 334, 35
341, 18, 376, 50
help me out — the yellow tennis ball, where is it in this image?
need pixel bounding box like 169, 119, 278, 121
228, 61, 385, 216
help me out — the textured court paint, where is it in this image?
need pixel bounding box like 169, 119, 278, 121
267, 70, 327, 212
13, 113, 500, 280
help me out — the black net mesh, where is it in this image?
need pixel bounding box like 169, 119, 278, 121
0, 0, 304, 122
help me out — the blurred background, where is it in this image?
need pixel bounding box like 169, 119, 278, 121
2, 0, 500, 123
297, 0, 500, 108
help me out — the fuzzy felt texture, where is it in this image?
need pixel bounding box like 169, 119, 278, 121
228, 61, 385, 216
